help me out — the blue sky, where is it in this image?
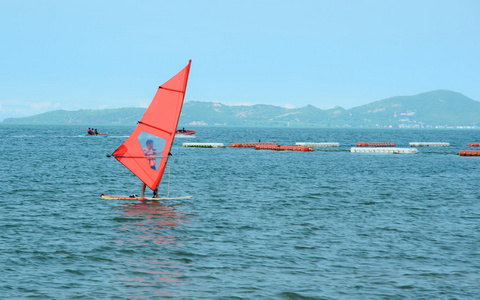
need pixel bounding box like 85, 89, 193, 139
1, 0, 479, 120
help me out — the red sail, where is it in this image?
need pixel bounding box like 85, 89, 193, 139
112, 60, 191, 190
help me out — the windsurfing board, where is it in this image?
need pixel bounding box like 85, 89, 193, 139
101, 194, 193, 201
82, 133, 108, 137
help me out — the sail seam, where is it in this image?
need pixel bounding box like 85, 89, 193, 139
159, 86, 185, 93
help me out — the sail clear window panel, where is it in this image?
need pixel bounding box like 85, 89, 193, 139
137, 131, 167, 171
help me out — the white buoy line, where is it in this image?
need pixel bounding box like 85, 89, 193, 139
409, 142, 450, 147
295, 142, 340, 147
182, 143, 225, 148
350, 147, 418, 154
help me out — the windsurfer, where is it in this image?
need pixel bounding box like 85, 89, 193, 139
108, 60, 191, 201
141, 139, 162, 198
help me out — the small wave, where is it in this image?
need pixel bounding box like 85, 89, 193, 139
113, 217, 145, 222
396, 285, 415, 290
51, 136, 86, 138
173, 250, 207, 257
10, 135, 38, 138
294, 245, 316, 250
65, 268, 85, 275
279, 291, 322, 300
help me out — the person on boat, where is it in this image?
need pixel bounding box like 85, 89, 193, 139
94, 129, 98, 135
87, 128, 91, 135
141, 139, 162, 198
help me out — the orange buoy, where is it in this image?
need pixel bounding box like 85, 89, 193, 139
468, 143, 480, 147
254, 145, 313, 152
230, 142, 278, 148
356, 142, 396, 147
254, 144, 279, 150
459, 150, 480, 156
279, 145, 314, 152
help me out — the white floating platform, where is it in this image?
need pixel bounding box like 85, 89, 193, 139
182, 143, 225, 148
350, 147, 418, 154
409, 142, 450, 147
296, 142, 340, 147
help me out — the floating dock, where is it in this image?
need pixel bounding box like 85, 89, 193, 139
468, 143, 480, 147
254, 144, 280, 150
409, 142, 450, 147
459, 150, 480, 156
183, 143, 225, 148
230, 142, 278, 148
351, 147, 418, 154
356, 142, 396, 147
255, 145, 314, 152
295, 142, 340, 147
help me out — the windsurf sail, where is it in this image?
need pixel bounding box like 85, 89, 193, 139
111, 60, 191, 190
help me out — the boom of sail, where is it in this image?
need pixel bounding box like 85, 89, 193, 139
111, 60, 192, 190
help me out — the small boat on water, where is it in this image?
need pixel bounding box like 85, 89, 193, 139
82, 132, 108, 137
175, 129, 196, 136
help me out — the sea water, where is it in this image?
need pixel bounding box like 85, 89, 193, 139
1, 125, 479, 299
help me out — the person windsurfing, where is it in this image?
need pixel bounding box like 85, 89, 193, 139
141, 139, 163, 198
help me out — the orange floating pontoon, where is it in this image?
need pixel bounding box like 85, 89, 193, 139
468, 143, 480, 147
459, 150, 480, 156
254, 144, 280, 150
254, 145, 314, 152
279, 145, 314, 152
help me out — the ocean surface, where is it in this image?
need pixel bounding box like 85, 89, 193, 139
1, 125, 479, 299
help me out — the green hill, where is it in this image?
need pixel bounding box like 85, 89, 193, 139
347, 90, 480, 127
3, 90, 480, 127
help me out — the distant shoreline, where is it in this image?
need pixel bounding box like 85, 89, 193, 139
1, 123, 479, 130
2, 90, 480, 128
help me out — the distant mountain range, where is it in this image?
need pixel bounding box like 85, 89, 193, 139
3, 90, 480, 128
